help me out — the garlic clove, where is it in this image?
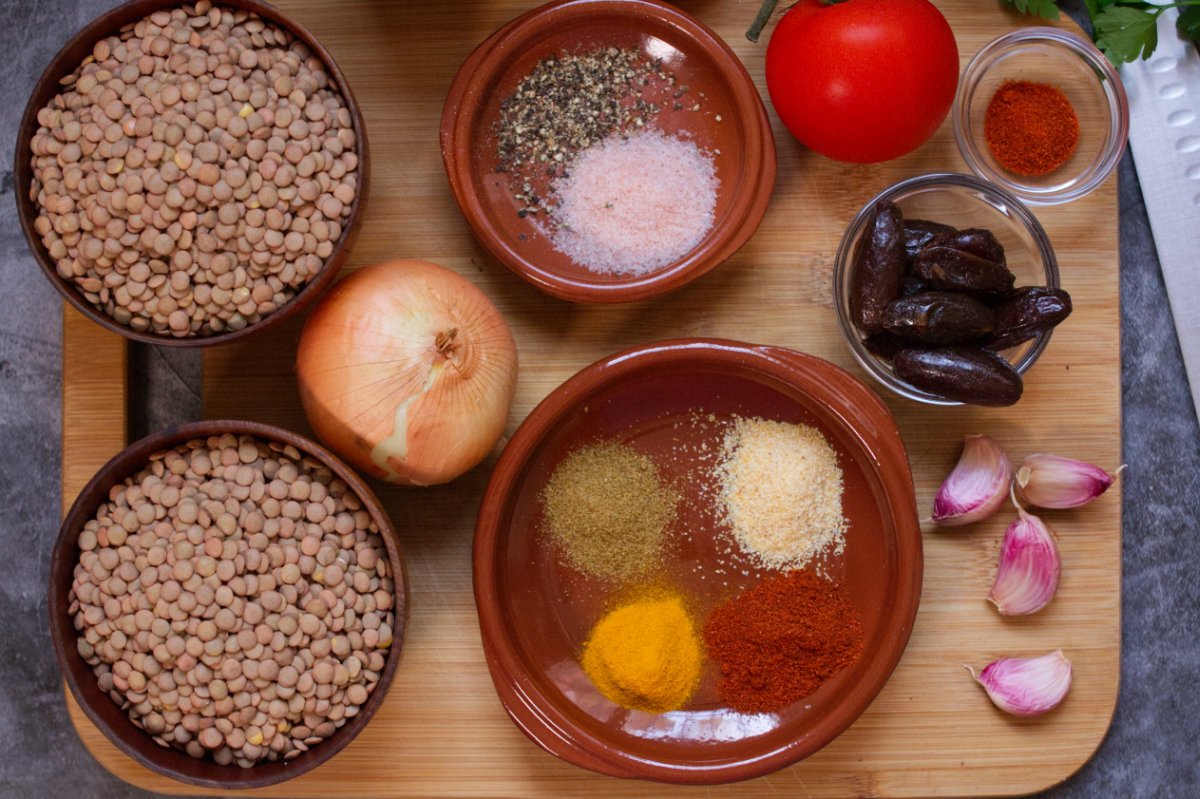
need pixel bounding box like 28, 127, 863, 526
966, 650, 1072, 716
932, 434, 1012, 526
987, 502, 1060, 615
1015, 454, 1123, 509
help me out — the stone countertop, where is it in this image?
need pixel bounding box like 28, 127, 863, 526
1, 1, 1196, 797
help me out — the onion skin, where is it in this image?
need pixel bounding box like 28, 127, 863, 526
297, 259, 518, 486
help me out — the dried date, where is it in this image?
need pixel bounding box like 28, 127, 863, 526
986, 287, 1073, 350
894, 347, 1023, 407
883, 292, 995, 345
862, 332, 907, 360
913, 246, 1015, 296
899, 274, 931, 298
924, 228, 1006, 264
904, 219, 956, 263
850, 201, 907, 335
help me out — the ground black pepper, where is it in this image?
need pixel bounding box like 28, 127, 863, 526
494, 47, 689, 218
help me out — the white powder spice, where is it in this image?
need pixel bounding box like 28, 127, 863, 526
549, 129, 718, 275
716, 417, 848, 570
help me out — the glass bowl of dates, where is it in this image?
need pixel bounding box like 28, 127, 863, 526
833, 173, 1068, 408
953, 27, 1128, 206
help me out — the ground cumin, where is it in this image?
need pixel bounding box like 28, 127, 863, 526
541, 441, 675, 580
984, 80, 1080, 177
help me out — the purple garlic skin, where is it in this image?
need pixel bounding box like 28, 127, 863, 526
970, 650, 1072, 717
988, 506, 1061, 616
932, 434, 1012, 526
1016, 454, 1121, 509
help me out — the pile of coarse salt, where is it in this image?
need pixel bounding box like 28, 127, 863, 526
549, 129, 718, 276
715, 417, 848, 571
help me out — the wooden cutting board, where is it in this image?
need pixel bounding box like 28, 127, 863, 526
60, 1, 1122, 796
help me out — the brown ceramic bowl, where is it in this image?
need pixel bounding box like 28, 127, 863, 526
441, 0, 776, 303
49, 420, 407, 789
14, 0, 368, 347
474, 339, 922, 783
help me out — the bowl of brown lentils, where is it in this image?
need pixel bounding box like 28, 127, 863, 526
15, 0, 367, 346
49, 420, 406, 788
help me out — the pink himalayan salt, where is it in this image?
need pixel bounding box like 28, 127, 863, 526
549, 129, 718, 276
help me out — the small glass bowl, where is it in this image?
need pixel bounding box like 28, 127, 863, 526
833, 173, 1060, 406
953, 27, 1129, 206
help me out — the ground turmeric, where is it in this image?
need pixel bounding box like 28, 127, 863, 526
580, 593, 701, 713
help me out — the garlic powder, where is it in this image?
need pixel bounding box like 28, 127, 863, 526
715, 417, 847, 570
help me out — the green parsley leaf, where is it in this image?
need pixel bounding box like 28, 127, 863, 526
1004, 0, 1061, 20
1178, 7, 1200, 42
1084, 0, 1119, 20
1094, 7, 1159, 64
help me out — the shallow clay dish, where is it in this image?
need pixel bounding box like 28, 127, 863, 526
474, 339, 922, 783
49, 420, 407, 789
441, 0, 776, 303
14, 0, 368, 347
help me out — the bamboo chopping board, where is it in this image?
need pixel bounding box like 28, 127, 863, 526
61, 1, 1122, 795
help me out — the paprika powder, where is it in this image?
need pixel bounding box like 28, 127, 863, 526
984, 79, 1080, 177
703, 571, 863, 713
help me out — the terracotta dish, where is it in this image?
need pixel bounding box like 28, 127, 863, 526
473, 339, 922, 783
441, 0, 776, 303
48, 420, 407, 789
14, 0, 368, 347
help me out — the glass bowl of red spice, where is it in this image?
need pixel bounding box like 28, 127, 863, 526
953, 27, 1129, 205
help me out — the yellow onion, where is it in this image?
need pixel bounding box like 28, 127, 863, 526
297, 259, 518, 486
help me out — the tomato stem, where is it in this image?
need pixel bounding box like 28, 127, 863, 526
746, 0, 780, 43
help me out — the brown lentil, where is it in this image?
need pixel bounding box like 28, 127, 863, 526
69, 433, 395, 769
540, 442, 675, 581
29, 3, 359, 338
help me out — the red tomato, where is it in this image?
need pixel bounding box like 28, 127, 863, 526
765, 0, 959, 163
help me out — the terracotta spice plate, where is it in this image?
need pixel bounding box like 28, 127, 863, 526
474, 339, 922, 782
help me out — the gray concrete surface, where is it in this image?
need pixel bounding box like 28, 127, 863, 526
1, 1, 1196, 797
